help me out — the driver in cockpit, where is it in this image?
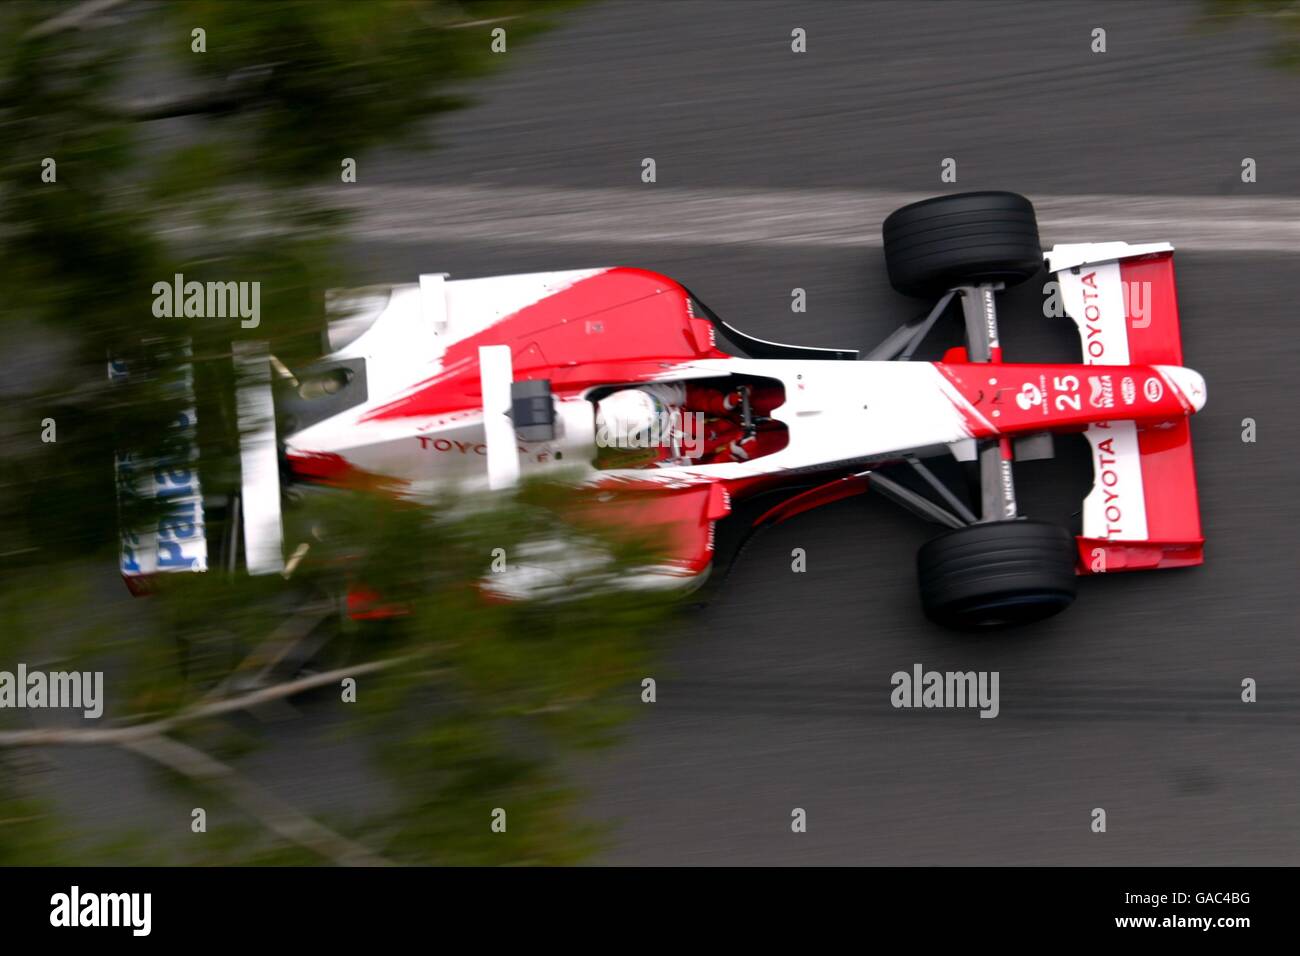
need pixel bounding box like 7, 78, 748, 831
593, 382, 784, 466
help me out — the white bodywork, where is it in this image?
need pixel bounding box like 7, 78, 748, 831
286, 270, 605, 495
596, 359, 984, 485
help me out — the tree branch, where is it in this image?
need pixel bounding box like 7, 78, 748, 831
120, 734, 391, 866
0, 658, 410, 865
23, 0, 129, 40
199, 601, 337, 704
0, 657, 403, 747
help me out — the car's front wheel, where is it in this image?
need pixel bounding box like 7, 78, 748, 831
917, 519, 1077, 629
882, 191, 1043, 298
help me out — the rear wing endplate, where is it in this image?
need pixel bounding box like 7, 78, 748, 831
233, 342, 284, 575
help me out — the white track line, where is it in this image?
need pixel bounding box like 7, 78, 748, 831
334, 185, 1300, 252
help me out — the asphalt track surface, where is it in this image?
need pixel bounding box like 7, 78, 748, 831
25, 0, 1300, 865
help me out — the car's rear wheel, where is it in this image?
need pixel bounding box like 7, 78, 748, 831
882, 191, 1043, 298
917, 519, 1077, 630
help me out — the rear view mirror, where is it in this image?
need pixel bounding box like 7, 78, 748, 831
511, 379, 556, 442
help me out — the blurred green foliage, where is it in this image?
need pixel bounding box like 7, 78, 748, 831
0, 0, 680, 867
1200, 0, 1300, 70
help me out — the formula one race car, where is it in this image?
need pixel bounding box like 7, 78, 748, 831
116, 191, 1206, 628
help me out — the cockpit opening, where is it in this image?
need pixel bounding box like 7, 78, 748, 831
590, 375, 789, 469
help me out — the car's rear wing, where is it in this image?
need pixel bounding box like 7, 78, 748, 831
1046, 242, 1205, 573
114, 341, 285, 594
111, 343, 209, 593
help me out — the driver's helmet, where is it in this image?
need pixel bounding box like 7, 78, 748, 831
594, 388, 661, 448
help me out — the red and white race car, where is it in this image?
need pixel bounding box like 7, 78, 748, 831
120, 192, 1206, 628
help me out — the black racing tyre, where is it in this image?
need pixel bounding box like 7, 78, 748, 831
882, 191, 1043, 298
917, 519, 1076, 630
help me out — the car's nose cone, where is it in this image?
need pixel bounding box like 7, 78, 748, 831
1156, 365, 1207, 413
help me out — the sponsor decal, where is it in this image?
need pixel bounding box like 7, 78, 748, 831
1096, 440, 1124, 536
1079, 271, 1108, 362
981, 289, 999, 347
1015, 382, 1043, 411
418, 436, 487, 455
1083, 423, 1147, 541
151, 426, 204, 571
1086, 426, 1149, 546
1121, 376, 1136, 405
115, 345, 208, 575
1088, 374, 1114, 409
1144, 376, 1164, 402
998, 459, 1016, 518
415, 409, 482, 430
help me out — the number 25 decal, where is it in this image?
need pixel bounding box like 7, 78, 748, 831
1052, 374, 1081, 411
